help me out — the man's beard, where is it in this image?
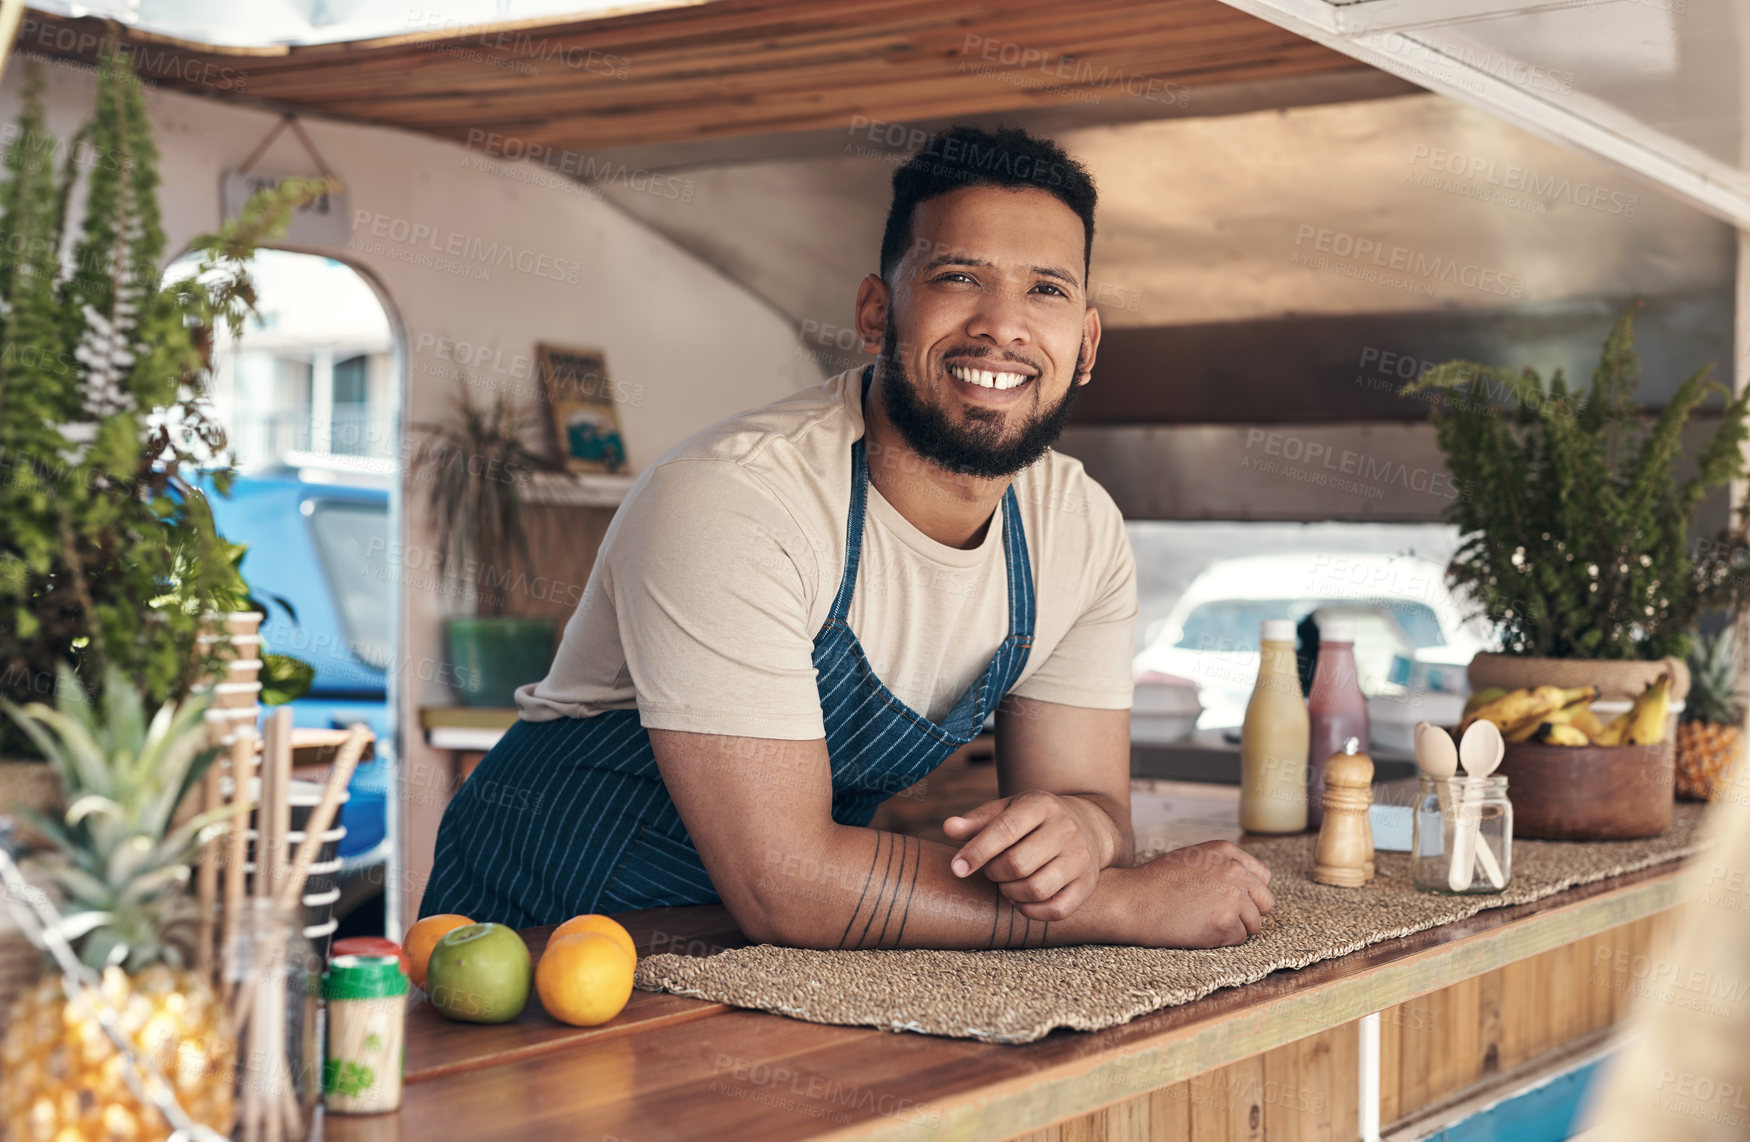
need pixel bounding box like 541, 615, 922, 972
876, 311, 1083, 480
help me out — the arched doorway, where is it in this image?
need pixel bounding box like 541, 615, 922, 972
165, 248, 404, 940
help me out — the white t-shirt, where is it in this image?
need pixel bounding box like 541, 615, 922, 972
515, 366, 1137, 739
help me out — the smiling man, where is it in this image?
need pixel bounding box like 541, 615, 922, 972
422, 125, 1274, 949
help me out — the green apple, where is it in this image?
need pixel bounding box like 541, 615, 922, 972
426, 922, 532, 1024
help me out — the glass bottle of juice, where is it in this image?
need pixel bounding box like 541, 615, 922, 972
1307, 618, 1370, 828
1240, 619, 1309, 833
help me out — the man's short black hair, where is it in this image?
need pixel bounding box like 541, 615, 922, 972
878, 124, 1098, 287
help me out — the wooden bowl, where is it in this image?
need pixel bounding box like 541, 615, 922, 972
1495, 741, 1673, 840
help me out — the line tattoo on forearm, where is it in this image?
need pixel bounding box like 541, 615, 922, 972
838, 833, 1050, 949
838, 833, 922, 949
987, 895, 1050, 949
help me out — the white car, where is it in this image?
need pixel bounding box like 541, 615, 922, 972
1133, 553, 1493, 738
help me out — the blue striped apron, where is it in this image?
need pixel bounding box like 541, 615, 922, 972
421, 382, 1037, 927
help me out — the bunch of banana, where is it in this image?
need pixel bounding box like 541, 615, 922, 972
1457, 676, 1671, 747
1459, 684, 1598, 741
1591, 674, 1671, 747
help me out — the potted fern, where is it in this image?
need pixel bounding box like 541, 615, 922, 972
1404, 310, 1750, 704
410, 383, 561, 706
0, 52, 320, 782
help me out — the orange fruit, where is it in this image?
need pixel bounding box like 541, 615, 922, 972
551, 914, 637, 965
404, 913, 474, 990
536, 932, 635, 1027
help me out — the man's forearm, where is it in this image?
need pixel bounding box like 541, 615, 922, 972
1065, 791, 1135, 869
750, 825, 1136, 949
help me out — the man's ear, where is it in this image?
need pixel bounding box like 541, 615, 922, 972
854, 273, 890, 354
1076, 305, 1102, 385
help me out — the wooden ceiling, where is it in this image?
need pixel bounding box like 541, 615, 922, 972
18, 0, 1371, 152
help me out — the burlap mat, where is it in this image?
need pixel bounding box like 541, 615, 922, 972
632, 803, 1709, 1043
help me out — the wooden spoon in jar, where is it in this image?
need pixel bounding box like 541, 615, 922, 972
1453, 720, 1506, 891
1415, 722, 1458, 862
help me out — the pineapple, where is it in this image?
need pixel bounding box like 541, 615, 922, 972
1, 666, 238, 1140
1676, 630, 1747, 801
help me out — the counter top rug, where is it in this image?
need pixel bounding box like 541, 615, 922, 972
632, 803, 1709, 1043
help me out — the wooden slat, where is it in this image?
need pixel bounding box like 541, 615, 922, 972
1260, 1026, 1351, 1141
1148, 1082, 1194, 1142
1475, 964, 1505, 1079
1394, 982, 1435, 1119
1378, 996, 1403, 1126
1578, 933, 1611, 1038
17, 0, 1372, 153
1496, 955, 1536, 1075
1189, 1051, 1264, 1141
1327, 1022, 1360, 1142
1099, 1087, 1151, 1142
1562, 938, 1592, 1044
1441, 975, 1484, 1103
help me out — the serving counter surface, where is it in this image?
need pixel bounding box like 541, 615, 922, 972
317, 858, 1682, 1141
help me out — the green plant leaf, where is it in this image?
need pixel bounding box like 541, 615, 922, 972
260, 653, 315, 706
63, 794, 124, 829
1411, 308, 1750, 659
116, 863, 189, 907
52, 911, 113, 945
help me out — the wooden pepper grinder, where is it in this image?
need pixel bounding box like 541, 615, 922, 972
1313, 737, 1375, 887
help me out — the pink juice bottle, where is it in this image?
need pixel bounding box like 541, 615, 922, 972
1306, 618, 1369, 829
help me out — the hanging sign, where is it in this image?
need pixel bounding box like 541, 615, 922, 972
221, 168, 349, 246
220, 115, 349, 246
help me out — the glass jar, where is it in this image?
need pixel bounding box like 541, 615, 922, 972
222, 898, 322, 1140
1412, 774, 1512, 894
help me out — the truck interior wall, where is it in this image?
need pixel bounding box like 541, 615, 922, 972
0, 57, 828, 932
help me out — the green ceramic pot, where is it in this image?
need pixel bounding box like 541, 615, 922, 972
444, 617, 557, 707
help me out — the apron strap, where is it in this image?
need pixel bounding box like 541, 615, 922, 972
827, 435, 871, 625
826, 366, 876, 625
1000, 481, 1035, 639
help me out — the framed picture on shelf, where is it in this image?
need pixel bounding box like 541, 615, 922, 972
537, 344, 628, 474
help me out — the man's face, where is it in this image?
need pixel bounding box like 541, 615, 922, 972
873, 184, 1099, 480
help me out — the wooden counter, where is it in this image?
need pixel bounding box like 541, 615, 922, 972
316, 859, 1682, 1142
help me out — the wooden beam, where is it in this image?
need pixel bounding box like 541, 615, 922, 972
16, 0, 1374, 151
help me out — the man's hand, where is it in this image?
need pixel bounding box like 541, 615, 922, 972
942, 791, 1117, 921
1117, 841, 1275, 948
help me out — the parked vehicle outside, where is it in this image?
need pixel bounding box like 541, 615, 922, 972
203, 468, 393, 930
1133, 551, 1492, 735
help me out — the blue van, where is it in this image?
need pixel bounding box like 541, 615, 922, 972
203, 469, 393, 913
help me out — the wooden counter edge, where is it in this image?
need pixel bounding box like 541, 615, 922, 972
819, 866, 1684, 1142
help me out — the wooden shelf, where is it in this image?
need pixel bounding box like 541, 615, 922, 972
520, 471, 635, 509
421, 706, 518, 752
